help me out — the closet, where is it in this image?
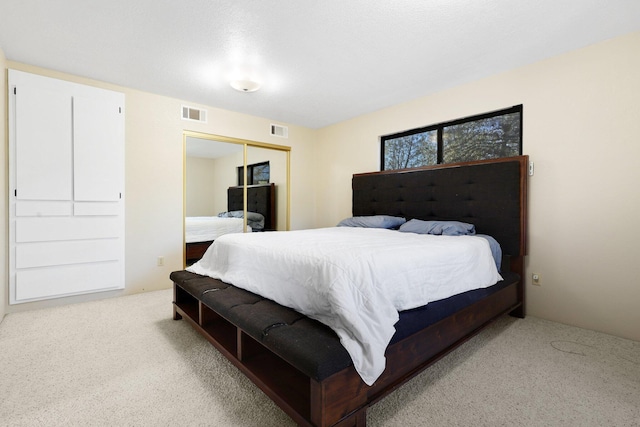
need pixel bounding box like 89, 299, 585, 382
8, 70, 125, 304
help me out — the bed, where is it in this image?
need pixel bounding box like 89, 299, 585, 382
172, 156, 528, 426
185, 183, 275, 264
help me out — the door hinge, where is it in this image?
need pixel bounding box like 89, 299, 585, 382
14, 87, 16, 95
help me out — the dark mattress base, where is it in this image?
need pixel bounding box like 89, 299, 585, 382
171, 270, 521, 426
393, 272, 518, 344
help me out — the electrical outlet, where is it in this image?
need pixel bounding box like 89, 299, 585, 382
157, 256, 164, 267
532, 273, 541, 286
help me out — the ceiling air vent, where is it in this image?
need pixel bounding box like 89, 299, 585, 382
270, 124, 288, 138
182, 105, 207, 123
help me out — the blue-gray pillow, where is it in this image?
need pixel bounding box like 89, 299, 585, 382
337, 215, 406, 229
398, 219, 476, 236
218, 210, 265, 230
476, 234, 502, 271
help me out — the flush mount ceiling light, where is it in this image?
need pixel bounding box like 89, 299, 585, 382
230, 79, 261, 93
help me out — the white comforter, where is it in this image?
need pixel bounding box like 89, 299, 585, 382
187, 227, 501, 385
185, 216, 251, 243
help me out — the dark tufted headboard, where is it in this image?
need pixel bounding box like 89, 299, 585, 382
228, 183, 276, 231
352, 156, 528, 259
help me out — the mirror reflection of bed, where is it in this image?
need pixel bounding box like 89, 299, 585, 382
185, 184, 275, 265
184, 134, 288, 266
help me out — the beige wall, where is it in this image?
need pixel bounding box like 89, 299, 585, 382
0, 48, 6, 323
2, 62, 317, 315
185, 156, 219, 216
315, 31, 640, 341
211, 151, 243, 214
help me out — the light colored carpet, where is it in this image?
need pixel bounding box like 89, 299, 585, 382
0, 289, 638, 427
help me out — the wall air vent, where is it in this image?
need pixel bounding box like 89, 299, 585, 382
181, 105, 207, 123
270, 124, 288, 138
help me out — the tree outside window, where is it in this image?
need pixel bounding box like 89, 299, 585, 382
381, 106, 522, 171
238, 161, 270, 185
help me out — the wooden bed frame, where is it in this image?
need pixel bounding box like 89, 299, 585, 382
173, 156, 528, 426
185, 183, 276, 264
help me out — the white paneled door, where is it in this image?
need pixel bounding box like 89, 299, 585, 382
15, 84, 72, 201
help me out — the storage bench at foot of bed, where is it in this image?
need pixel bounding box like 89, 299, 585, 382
173, 284, 331, 426
172, 270, 522, 427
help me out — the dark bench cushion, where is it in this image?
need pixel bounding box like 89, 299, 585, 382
170, 270, 353, 381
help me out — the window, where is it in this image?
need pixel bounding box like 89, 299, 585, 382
238, 161, 270, 185
381, 105, 522, 171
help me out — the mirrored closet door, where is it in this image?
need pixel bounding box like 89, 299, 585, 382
183, 131, 290, 266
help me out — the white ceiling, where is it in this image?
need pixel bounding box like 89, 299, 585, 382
1, 1, 639, 129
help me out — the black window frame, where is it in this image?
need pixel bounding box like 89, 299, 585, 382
238, 161, 270, 185
380, 105, 523, 171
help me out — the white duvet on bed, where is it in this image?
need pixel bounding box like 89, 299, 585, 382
185, 216, 251, 243
187, 227, 501, 385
